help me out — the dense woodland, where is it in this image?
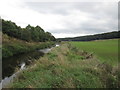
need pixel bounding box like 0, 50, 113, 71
2, 19, 56, 42
58, 31, 120, 41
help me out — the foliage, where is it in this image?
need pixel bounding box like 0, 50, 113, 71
58, 31, 120, 41
9, 43, 119, 88
2, 19, 56, 42
2, 34, 55, 58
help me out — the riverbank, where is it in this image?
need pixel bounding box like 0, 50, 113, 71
2, 46, 56, 88
8, 43, 119, 88
2, 34, 55, 58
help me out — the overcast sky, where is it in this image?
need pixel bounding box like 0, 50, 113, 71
0, 0, 119, 38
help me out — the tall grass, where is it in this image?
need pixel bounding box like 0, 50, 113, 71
9, 43, 119, 88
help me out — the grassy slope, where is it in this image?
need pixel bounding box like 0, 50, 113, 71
70, 39, 119, 66
2, 34, 55, 58
9, 43, 119, 88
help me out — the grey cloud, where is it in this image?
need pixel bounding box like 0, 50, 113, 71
25, 2, 73, 15
24, 2, 118, 37
50, 17, 117, 35
25, 2, 117, 17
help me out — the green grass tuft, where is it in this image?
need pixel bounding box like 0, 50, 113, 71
9, 42, 119, 88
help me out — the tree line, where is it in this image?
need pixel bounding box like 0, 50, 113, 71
58, 31, 120, 41
2, 19, 56, 42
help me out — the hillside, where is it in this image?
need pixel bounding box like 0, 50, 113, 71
2, 34, 55, 58
2, 19, 56, 42
2, 19, 119, 88
2, 19, 56, 58
58, 31, 120, 41
9, 43, 120, 88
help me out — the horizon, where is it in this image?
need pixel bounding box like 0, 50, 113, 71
57, 30, 119, 39
0, 0, 118, 38
2, 18, 118, 39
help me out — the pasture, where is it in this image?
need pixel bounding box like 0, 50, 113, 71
70, 39, 119, 66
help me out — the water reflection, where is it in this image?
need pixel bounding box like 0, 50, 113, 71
2, 51, 44, 79
1, 44, 59, 88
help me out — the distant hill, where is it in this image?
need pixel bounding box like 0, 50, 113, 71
58, 31, 120, 41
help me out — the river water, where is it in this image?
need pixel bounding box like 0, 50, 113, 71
1, 44, 59, 88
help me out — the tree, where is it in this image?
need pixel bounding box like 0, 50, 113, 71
2, 19, 56, 42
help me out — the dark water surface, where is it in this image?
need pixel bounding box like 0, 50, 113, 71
2, 51, 44, 79
1, 44, 59, 88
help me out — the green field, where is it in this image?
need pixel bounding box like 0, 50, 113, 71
70, 39, 119, 66
9, 43, 119, 88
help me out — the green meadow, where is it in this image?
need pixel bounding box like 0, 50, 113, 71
70, 39, 119, 66
9, 42, 119, 88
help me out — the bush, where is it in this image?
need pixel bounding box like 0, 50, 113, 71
3, 41, 55, 58
2, 48, 13, 58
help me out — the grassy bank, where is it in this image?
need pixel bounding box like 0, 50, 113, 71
70, 39, 119, 66
9, 43, 119, 88
2, 34, 55, 58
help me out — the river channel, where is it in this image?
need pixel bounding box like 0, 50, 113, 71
1, 44, 59, 88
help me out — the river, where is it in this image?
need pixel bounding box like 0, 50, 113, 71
1, 44, 59, 88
